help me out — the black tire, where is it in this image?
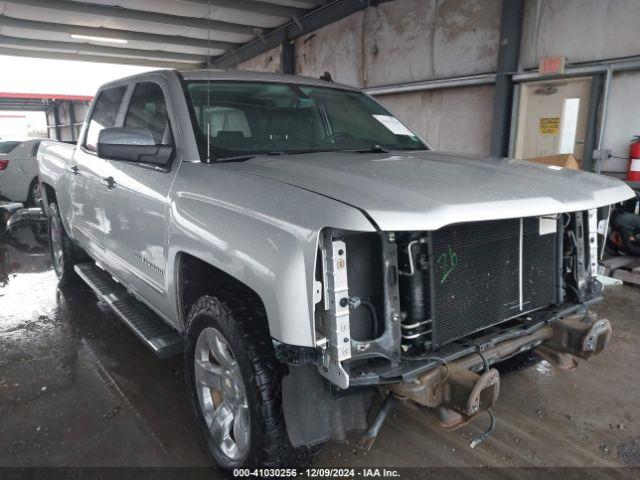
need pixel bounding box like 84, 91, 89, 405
617, 227, 640, 257
48, 202, 80, 284
184, 294, 311, 471
26, 177, 41, 207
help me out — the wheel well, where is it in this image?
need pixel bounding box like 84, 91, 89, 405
177, 253, 267, 326
41, 183, 57, 212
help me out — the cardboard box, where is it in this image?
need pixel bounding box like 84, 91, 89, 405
526, 153, 581, 170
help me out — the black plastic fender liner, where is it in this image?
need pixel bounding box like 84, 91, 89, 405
282, 364, 373, 447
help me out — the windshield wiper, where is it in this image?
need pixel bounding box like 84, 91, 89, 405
215, 151, 283, 163
214, 154, 258, 163
351, 145, 389, 153
214, 146, 393, 163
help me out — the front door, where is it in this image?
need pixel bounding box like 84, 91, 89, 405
69, 85, 127, 260
100, 79, 178, 318
515, 77, 592, 162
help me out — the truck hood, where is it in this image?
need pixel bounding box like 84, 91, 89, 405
228, 150, 635, 231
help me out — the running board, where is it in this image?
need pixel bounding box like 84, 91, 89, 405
74, 262, 183, 358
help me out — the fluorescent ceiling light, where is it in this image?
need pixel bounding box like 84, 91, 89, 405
70, 34, 128, 44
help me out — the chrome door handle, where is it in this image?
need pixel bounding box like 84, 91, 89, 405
103, 176, 116, 189
69, 165, 79, 175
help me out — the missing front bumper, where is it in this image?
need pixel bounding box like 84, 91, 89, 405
386, 312, 612, 429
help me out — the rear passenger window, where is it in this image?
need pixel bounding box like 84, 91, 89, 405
85, 86, 126, 152
124, 82, 171, 145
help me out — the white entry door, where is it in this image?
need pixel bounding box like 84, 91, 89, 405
515, 77, 592, 161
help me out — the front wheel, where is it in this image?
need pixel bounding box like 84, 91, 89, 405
184, 294, 310, 471
48, 202, 80, 284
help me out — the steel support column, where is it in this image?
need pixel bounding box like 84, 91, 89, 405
581, 74, 604, 173
52, 101, 62, 141
281, 40, 295, 75
68, 101, 77, 142
490, 0, 524, 157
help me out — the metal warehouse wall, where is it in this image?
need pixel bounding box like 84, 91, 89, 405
604, 72, 640, 171
236, 0, 640, 161
520, 0, 640, 171
45, 101, 89, 142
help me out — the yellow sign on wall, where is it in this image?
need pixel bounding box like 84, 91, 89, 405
539, 117, 560, 135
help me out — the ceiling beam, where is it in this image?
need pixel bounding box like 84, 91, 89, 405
0, 103, 50, 111
4, 0, 260, 35
0, 92, 92, 101
177, 0, 305, 19
0, 15, 235, 52
0, 46, 203, 69
0, 35, 207, 64
212, 0, 395, 69
267, 0, 326, 8
0, 35, 206, 63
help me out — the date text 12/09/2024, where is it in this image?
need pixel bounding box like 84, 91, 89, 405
233, 468, 401, 478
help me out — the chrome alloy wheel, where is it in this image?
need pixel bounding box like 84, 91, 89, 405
194, 327, 250, 461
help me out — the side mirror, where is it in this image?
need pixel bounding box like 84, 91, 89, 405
97, 127, 173, 167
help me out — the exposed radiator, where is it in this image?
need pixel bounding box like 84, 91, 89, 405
428, 217, 558, 348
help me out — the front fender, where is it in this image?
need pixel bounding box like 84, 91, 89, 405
37, 141, 75, 232
168, 163, 375, 347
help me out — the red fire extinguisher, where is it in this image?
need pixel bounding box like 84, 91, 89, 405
629, 136, 640, 181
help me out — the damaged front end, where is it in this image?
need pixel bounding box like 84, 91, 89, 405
386, 311, 611, 429
277, 209, 613, 448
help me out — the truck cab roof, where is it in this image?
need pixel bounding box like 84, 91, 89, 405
98, 68, 358, 93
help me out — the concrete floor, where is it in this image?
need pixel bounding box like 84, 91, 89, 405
1, 214, 639, 470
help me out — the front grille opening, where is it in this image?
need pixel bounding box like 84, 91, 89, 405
399, 217, 558, 351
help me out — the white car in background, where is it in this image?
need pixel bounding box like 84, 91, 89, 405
0, 138, 47, 206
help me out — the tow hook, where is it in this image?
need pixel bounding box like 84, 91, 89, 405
357, 364, 501, 452
385, 361, 500, 434
441, 364, 499, 419
535, 313, 612, 368
544, 313, 612, 359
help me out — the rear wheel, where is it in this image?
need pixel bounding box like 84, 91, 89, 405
185, 294, 310, 471
48, 203, 80, 284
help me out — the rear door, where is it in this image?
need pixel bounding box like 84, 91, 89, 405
100, 78, 179, 313
70, 85, 127, 259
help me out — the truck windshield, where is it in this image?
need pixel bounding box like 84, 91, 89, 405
185, 81, 427, 161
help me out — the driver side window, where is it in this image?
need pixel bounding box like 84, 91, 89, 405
84, 86, 127, 152
124, 82, 172, 145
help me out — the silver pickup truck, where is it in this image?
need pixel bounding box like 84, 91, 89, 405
38, 69, 634, 470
